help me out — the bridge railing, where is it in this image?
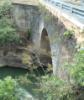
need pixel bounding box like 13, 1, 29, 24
45, 0, 84, 17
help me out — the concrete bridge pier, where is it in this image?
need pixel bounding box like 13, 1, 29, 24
51, 42, 62, 76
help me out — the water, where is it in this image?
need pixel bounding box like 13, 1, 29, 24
0, 66, 40, 100
0, 67, 28, 79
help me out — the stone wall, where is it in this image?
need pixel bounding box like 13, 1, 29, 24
12, 3, 40, 32
11, 2, 84, 78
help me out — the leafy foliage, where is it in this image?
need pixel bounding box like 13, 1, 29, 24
64, 30, 74, 38
0, 76, 18, 100
69, 49, 84, 86
0, 0, 21, 46
0, 18, 20, 46
39, 75, 74, 100
27, 29, 32, 40
0, 0, 12, 18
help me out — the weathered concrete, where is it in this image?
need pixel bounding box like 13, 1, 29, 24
11, 1, 84, 77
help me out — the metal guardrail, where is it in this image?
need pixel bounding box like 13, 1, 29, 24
45, 0, 84, 17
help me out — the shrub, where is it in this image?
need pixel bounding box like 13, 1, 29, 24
0, 1, 21, 46
39, 75, 74, 100
64, 30, 74, 39
69, 49, 84, 86
0, 76, 18, 100
0, 18, 21, 46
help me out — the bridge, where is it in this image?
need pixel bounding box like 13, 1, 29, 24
12, 0, 84, 77
40, 0, 84, 29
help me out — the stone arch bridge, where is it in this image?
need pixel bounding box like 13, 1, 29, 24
12, 0, 84, 77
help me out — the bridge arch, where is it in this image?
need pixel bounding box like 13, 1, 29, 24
40, 28, 52, 71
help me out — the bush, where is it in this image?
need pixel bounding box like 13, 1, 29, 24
64, 30, 74, 39
0, 0, 21, 46
69, 49, 84, 86
0, 18, 20, 46
0, 76, 18, 100
39, 75, 74, 100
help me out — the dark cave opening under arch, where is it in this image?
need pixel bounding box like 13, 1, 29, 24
40, 28, 52, 69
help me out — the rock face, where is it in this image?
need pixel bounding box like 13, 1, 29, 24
0, 48, 28, 68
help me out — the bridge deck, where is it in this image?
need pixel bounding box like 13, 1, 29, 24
40, 0, 84, 30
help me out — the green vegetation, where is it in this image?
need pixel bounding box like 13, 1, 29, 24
38, 50, 84, 100
68, 49, 84, 86
22, 42, 84, 99
0, 18, 20, 46
0, 0, 21, 46
0, 0, 12, 18
0, 0, 83, 100
64, 30, 74, 39
27, 29, 32, 40
0, 49, 84, 100
0, 76, 18, 100
39, 75, 74, 100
